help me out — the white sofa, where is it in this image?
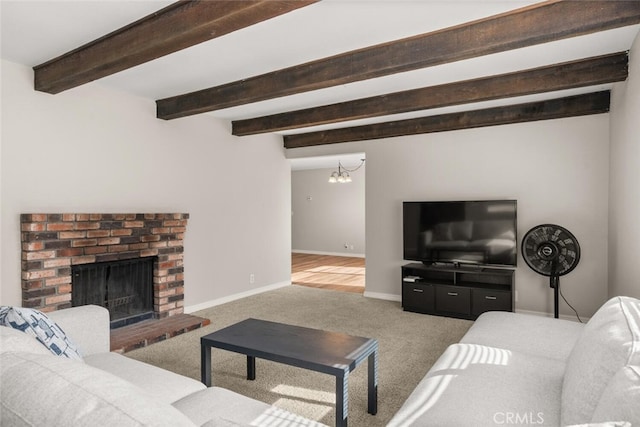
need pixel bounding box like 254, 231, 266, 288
0, 305, 325, 427
388, 296, 640, 427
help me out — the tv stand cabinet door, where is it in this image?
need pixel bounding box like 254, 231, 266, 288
471, 289, 512, 316
435, 285, 471, 316
402, 283, 435, 313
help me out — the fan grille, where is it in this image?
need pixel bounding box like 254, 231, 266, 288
521, 224, 580, 277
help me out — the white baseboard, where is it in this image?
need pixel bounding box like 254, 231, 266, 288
292, 249, 365, 258
184, 281, 290, 314
363, 291, 401, 302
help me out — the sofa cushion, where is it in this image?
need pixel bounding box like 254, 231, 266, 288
590, 365, 640, 425
0, 325, 52, 356
200, 418, 253, 427
0, 351, 195, 427
84, 351, 206, 404
567, 423, 631, 427
561, 297, 640, 426
173, 386, 326, 427
0, 306, 82, 360
387, 343, 565, 427
460, 311, 584, 361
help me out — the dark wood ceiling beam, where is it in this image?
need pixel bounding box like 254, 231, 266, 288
34, 0, 319, 94
232, 52, 628, 136
283, 91, 611, 148
157, 0, 640, 119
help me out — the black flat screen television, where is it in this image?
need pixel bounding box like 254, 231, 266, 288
403, 200, 517, 268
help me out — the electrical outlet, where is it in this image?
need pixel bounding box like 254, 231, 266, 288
349, 245, 354, 250
249, 274, 255, 284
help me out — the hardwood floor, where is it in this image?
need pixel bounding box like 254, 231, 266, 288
291, 253, 365, 294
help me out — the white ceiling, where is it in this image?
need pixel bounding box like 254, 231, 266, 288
2, 1, 639, 149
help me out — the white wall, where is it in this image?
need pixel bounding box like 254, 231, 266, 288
609, 30, 640, 299
287, 115, 611, 317
291, 167, 365, 256
0, 60, 292, 309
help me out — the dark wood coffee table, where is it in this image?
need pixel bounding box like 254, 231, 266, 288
200, 318, 378, 427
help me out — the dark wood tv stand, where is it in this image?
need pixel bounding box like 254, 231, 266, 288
401, 263, 514, 320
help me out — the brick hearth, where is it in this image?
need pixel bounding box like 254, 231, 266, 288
110, 313, 210, 354
21, 213, 188, 318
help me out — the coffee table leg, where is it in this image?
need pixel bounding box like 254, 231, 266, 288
247, 355, 256, 380
336, 372, 348, 427
368, 349, 378, 415
201, 344, 211, 386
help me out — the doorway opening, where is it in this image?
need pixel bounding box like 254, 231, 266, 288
290, 153, 366, 294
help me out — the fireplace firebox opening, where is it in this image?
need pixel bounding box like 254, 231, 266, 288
72, 257, 156, 329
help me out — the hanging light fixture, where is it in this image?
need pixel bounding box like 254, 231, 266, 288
328, 159, 365, 183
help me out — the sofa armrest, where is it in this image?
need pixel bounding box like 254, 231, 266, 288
48, 305, 110, 356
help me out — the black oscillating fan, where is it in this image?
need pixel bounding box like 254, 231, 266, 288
521, 224, 581, 318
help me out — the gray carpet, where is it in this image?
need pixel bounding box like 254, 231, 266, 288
126, 285, 472, 426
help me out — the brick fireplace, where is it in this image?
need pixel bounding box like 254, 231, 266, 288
21, 213, 188, 320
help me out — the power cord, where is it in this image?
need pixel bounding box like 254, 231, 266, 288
559, 286, 583, 323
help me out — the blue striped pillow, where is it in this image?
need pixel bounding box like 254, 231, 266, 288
0, 306, 83, 361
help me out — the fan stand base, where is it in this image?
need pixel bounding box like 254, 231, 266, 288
550, 275, 560, 319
